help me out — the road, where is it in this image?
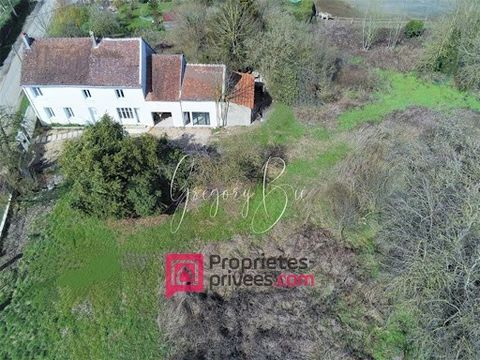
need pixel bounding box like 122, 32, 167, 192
0, 0, 57, 112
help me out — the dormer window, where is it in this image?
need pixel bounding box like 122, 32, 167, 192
32, 87, 43, 97
115, 89, 125, 98
82, 89, 91, 98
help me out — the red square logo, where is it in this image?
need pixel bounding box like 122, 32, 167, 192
165, 253, 204, 298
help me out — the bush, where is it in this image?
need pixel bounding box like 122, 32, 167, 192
60, 115, 187, 218
404, 20, 424, 38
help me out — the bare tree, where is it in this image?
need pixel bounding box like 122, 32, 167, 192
387, 15, 405, 49
362, 0, 382, 50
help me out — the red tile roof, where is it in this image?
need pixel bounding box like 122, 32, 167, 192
146, 54, 183, 101
181, 64, 225, 101
21, 38, 141, 87
21, 37, 255, 109
229, 72, 255, 109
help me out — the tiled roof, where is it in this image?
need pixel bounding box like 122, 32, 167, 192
229, 72, 255, 109
181, 64, 225, 101
146, 54, 183, 101
21, 38, 141, 87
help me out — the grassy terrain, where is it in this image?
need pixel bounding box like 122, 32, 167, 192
0, 104, 348, 358
2, 69, 480, 358
339, 71, 480, 129
118, 1, 174, 32
286, 0, 360, 19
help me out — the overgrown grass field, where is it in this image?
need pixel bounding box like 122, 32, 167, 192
339, 71, 480, 129
2, 70, 480, 358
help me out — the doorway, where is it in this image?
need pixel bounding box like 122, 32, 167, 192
152, 112, 172, 126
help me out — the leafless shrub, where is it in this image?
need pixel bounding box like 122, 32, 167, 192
327, 182, 360, 238
361, 2, 382, 51
378, 112, 480, 359
331, 108, 480, 358
386, 17, 405, 49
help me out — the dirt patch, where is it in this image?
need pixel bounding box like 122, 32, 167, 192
159, 225, 380, 359
0, 199, 53, 267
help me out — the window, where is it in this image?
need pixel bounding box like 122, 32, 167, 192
89, 107, 97, 123
134, 108, 140, 123
44, 107, 55, 118
192, 112, 210, 126
117, 107, 134, 119
32, 87, 43, 97
115, 89, 125, 98
82, 89, 91, 98
183, 112, 191, 125
64, 107, 74, 118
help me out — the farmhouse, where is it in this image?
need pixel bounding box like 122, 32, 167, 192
20, 34, 255, 128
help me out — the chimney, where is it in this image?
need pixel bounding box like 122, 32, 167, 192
89, 31, 100, 48
22, 32, 33, 49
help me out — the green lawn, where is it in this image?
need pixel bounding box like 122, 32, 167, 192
118, 1, 174, 32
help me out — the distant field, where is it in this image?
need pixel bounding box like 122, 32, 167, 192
315, 0, 360, 17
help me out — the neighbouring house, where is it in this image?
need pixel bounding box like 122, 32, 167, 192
20, 33, 255, 129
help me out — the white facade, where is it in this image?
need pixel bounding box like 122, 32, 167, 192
23, 85, 232, 128
225, 103, 253, 126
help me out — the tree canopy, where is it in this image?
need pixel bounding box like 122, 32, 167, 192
60, 115, 187, 218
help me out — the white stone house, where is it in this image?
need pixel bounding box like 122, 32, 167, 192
20, 34, 255, 129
